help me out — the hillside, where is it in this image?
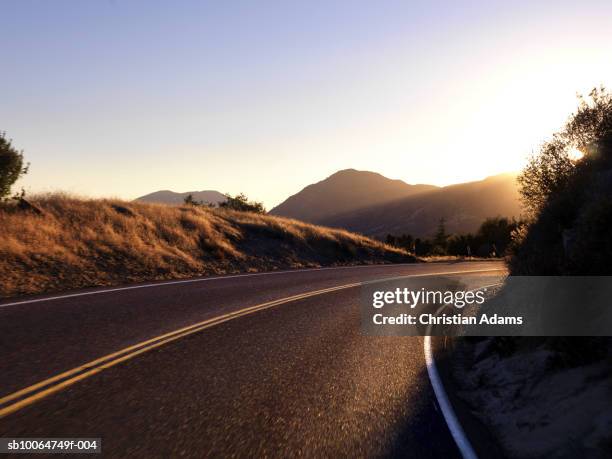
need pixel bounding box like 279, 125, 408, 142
0, 195, 413, 298
320, 173, 522, 237
269, 169, 436, 222
136, 189, 227, 205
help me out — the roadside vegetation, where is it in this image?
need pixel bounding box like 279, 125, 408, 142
452, 88, 612, 458
0, 193, 413, 298
384, 216, 524, 258
511, 87, 612, 275
505, 87, 612, 360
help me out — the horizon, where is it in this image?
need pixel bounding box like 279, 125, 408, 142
136, 168, 519, 206
3, 1, 612, 208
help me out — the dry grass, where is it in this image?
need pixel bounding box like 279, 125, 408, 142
0, 194, 413, 298
419, 255, 496, 262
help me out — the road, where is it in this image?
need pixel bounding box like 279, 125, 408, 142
0, 261, 505, 458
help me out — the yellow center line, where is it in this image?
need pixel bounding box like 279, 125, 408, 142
0, 283, 360, 419
0, 268, 505, 419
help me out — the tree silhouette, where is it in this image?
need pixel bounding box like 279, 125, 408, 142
432, 218, 449, 254
219, 193, 266, 214
518, 87, 612, 215
0, 132, 28, 200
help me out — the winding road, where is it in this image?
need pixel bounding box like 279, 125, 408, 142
0, 261, 505, 458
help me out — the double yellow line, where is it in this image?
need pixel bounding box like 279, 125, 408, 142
0, 267, 505, 419
0, 282, 360, 419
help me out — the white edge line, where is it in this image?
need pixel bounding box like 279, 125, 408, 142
0, 263, 503, 309
0, 270, 505, 415
0, 270, 506, 426
424, 282, 504, 459
0, 264, 413, 308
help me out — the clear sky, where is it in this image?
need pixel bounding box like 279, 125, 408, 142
2, 0, 612, 208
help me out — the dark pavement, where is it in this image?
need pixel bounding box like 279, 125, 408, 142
0, 262, 505, 458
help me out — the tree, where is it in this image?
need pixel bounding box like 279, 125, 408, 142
565, 86, 612, 159
414, 238, 433, 256
0, 132, 28, 200
510, 87, 612, 274
183, 194, 199, 206
507, 89, 612, 366
432, 218, 449, 254
447, 233, 476, 256
518, 87, 612, 215
397, 233, 414, 252
476, 217, 520, 256
517, 137, 575, 215
219, 193, 266, 214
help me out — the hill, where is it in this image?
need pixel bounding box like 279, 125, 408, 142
269, 169, 436, 222
0, 194, 413, 297
319, 173, 522, 238
136, 190, 227, 205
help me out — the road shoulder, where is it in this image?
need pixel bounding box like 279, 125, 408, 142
431, 336, 507, 458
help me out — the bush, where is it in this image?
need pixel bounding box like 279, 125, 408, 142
219, 193, 266, 214
477, 217, 522, 255
447, 233, 476, 256
183, 194, 216, 207
517, 87, 612, 216
507, 87, 612, 365
0, 132, 28, 200
510, 87, 612, 275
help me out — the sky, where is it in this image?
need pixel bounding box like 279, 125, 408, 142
2, 0, 612, 208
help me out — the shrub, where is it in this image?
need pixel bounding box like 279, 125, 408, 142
219, 193, 266, 214
183, 194, 216, 207
447, 234, 476, 256
183, 194, 199, 206
517, 87, 612, 216
506, 87, 612, 364
0, 132, 28, 200
510, 87, 612, 275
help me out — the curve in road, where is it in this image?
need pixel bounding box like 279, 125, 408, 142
0, 262, 506, 457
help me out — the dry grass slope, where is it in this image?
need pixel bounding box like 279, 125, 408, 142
0, 194, 413, 297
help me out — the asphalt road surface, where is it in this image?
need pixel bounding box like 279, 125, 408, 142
0, 261, 505, 458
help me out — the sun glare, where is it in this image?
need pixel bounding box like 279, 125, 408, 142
567, 147, 584, 161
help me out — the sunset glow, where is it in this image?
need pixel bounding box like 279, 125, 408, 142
1, 1, 612, 207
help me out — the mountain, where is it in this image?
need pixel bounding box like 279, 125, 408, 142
136, 190, 227, 205
319, 173, 522, 238
269, 169, 437, 222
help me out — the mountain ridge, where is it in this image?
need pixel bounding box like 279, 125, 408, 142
272, 170, 522, 238
270, 169, 438, 222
